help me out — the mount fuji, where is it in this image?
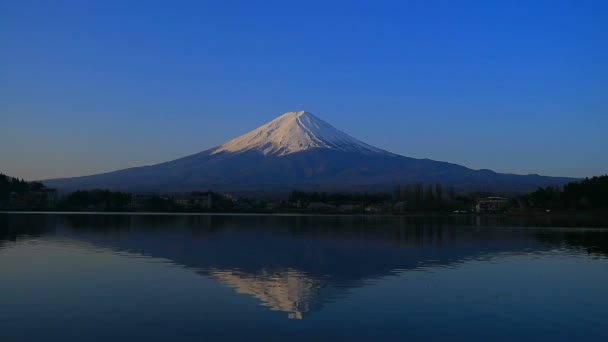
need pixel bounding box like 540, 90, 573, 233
43, 111, 575, 194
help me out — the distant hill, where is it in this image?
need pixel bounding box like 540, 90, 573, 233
43, 111, 576, 194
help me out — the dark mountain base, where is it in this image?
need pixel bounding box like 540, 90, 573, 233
43, 149, 575, 194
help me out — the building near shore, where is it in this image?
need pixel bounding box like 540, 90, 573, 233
475, 197, 509, 213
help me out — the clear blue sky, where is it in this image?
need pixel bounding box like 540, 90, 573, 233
1, 0, 606, 180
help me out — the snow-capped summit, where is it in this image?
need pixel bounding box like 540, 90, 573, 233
211, 111, 390, 156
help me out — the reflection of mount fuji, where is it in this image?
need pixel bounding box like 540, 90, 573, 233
209, 269, 331, 320
3, 214, 607, 319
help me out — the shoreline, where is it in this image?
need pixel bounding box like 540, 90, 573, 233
1, 209, 606, 218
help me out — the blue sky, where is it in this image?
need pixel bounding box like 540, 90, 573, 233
1, 0, 606, 180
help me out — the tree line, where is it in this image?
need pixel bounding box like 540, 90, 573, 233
62, 190, 132, 211
2, 172, 607, 213
523, 175, 608, 210
289, 185, 477, 212
0, 173, 48, 203
288, 191, 391, 207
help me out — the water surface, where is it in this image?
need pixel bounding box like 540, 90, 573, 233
1, 213, 607, 341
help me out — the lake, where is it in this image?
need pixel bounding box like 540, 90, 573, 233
1, 213, 607, 341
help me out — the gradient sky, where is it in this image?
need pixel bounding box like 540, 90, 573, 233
1, 0, 606, 180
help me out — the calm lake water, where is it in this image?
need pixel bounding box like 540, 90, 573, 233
1, 213, 608, 341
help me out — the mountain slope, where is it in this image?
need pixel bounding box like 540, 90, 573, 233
43, 111, 576, 193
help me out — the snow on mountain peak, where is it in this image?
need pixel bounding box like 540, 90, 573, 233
211, 111, 390, 156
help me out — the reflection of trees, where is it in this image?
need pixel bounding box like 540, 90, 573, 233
60, 214, 235, 235
62, 214, 133, 232
4, 214, 608, 259
564, 232, 608, 256
474, 214, 608, 228
535, 230, 608, 257
0, 214, 55, 244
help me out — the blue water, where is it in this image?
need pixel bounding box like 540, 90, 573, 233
1, 213, 607, 341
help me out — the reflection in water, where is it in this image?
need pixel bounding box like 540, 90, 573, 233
0, 214, 54, 244
210, 269, 326, 320
1, 213, 608, 320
